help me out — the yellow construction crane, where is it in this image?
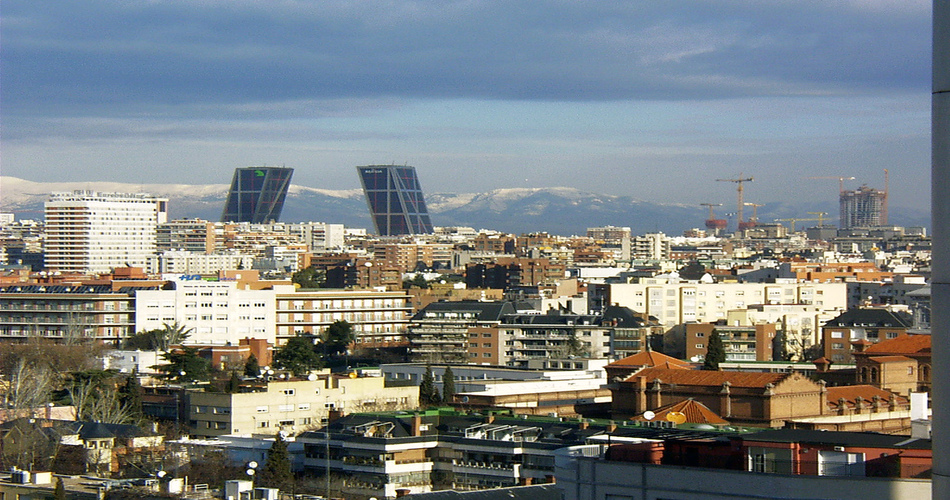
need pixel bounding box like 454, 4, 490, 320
807, 211, 829, 226
774, 217, 821, 232
744, 202, 765, 223
716, 174, 754, 224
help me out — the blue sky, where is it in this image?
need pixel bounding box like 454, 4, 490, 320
1, 1, 933, 210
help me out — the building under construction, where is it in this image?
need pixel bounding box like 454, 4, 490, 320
840, 185, 888, 229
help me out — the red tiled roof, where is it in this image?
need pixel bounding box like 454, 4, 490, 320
631, 398, 729, 425
867, 355, 914, 364
826, 385, 907, 410
863, 334, 931, 355
624, 367, 789, 388
607, 351, 691, 369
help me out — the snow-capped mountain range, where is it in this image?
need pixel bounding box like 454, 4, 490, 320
1, 177, 929, 236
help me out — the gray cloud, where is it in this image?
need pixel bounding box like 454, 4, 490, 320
2, 0, 930, 118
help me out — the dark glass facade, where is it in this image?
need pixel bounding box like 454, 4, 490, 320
221, 167, 294, 223
357, 165, 434, 236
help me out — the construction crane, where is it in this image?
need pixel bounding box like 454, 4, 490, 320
807, 176, 855, 194
741, 202, 764, 230
807, 211, 829, 227
700, 203, 726, 233
774, 217, 822, 232
716, 174, 754, 226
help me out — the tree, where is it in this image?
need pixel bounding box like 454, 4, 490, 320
274, 336, 322, 376
703, 330, 726, 371
226, 371, 242, 393
403, 274, 429, 289
419, 366, 441, 406
244, 354, 261, 377
292, 267, 325, 289
124, 321, 193, 351
441, 366, 456, 403
117, 372, 143, 421
257, 434, 294, 491
153, 347, 212, 382
322, 321, 355, 358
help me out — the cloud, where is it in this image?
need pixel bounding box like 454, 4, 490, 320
2, 1, 931, 118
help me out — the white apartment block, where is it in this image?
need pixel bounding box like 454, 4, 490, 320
275, 288, 411, 347
134, 279, 276, 345
187, 375, 419, 437
631, 232, 671, 260
146, 250, 255, 275
608, 280, 848, 327
44, 191, 168, 274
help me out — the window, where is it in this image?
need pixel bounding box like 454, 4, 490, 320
483, 353, 491, 357
259, 421, 269, 428
279, 420, 294, 426
281, 389, 296, 396
695, 344, 705, 349
696, 332, 705, 337
298, 403, 310, 411
278, 404, 294, 412
832, 343, 844, 350
257, 406, 269, 413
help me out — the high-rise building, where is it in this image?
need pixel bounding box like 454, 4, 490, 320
356, 165, 434, 236
44, 191, 168, 274
221, 167, 294, 223
840, 185, 887, 229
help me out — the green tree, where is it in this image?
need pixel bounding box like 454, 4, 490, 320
419, 366, 441, 406
321, 321, 355, 358
244, 353, 261, 377
274, 336, 322, 376
124, 322, 193, 351
441, 366, 456, 403
257, 433, 294, 491
403, 274, 429, 289
117, 372, 143, 420
226, 371, 242, 393
153, 347, 212, 382
292, 267, 325, 289
54, 477, 66, 500
703, 330, 726, 371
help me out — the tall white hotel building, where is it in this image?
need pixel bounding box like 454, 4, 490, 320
44, 191, 168, 274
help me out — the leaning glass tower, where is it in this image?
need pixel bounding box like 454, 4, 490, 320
221, 167, 294, 223
356, 165, 434, 236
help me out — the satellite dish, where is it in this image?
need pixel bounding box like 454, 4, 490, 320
461, 396, 470, 403
248, 461, 258, 469
690, 356, 701, 363
156, 471, 166, 478
246, 469, 256, 476
643, 411, 655, 421
667, 411, 687, 425
307, 374, 317, 381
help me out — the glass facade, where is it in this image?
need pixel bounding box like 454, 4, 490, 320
357, 165, 434, 236
221, 167, 294, 223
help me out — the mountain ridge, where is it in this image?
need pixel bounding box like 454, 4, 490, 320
1, 177, 929, 236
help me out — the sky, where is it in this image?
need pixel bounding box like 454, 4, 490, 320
1, 0, 934, 211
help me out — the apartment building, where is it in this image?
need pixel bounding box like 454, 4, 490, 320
0, 284, 152, 344
408, 301, 517, 363
275, 288, 412, 348
608, 281, 847, 327
187, 374, 419, 438
134, 279, 277, 345
685, 322, 777, 363
44, 191, 168, 274
821, 308, 913, 363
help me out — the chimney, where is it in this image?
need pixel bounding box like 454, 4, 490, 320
396, 489, 411, 497
519, 477, 533, 486
412, 413, 423, 437
486, 412, 495, 424
606, 421, 617, 433
578, 420, 589, 430
545, 475, 556, 484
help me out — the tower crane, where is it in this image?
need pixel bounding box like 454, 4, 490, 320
807, 176, 855, 194
700, 203, 726, 233
807, 211, 829, 227
774, 217, 822, 232
716, 174, 754, 226
741, 202, 764, 230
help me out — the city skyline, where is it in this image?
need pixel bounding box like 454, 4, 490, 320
1, 1, 932, 211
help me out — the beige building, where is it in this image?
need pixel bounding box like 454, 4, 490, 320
608, 281, 847, 327
274, 287, 412, 348
187, 373, 419, 437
